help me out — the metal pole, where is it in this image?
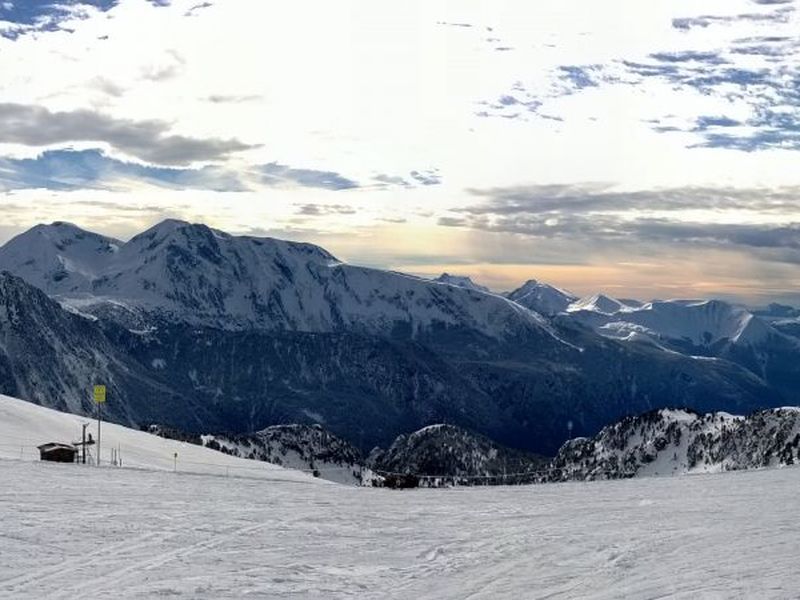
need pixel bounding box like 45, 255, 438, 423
97, 398, 101, 466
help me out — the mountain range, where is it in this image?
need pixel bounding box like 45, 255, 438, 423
0, 220, 796, 455
550, 407, 800, 480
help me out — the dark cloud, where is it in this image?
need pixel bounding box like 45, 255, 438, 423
0, 149, 247, 192
295, 204, 357, 216
438, 184, 800, 264
409, 169, 442, 186
648, 51, 729, 64
672, 7, 794, 31
558, 65, 602, 90
373, 174, 411, 187
261, 162, 359, 191
0, 103, 255, 166
462, 184, 800, 215
185, 3, 213, 17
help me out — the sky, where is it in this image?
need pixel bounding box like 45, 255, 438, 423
0, 0, 799, 304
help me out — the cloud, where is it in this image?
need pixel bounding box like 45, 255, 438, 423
409, 169, 442, 186
295, 203, 357, 216
439, 184, 800, 263
461, 184, 800, 215
0, 0, 169, 39
206, 94, 261, 104
0, 149, 247, 192
261, 162, 359, 191
0, 103, 255, 166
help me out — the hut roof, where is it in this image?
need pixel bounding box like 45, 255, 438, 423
37, 442, 77, 452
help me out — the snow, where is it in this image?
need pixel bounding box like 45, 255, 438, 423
0, 394, 322, 484
2, 448, 800, 598
506, 279, 577, 316
568, 293, 633, 315
0, 221, 555, 341
433, 273, 490, 294
570, 296, 781, 348
1, 393, 799, 597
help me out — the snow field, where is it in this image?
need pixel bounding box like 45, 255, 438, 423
2, 451, 800, 598
0, 394, 324, 484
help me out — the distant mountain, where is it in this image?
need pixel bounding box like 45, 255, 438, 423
567, 293, 642, 315
559, 296, 800, 403
0, 220, 551, 339
369, 423, 547, 484
550, 407, 800, 481
0, 222, 790, 455
506, 279, 577, 316
753, 303, 800, 320
201, 424, 371, 485
433, 273, 490, 294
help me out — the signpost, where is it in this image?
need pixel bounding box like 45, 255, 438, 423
93, 385, 106, 465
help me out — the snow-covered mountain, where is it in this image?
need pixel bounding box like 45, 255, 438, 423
368, 423, 547, 485
201, 425, 372, 485
569, 297, 773, 347
567, 293, 642, 316
550, 407, 800, 480
0, 271, 214, 428
0, 220, 550, 340
0, 221, 790, 456
557, 293, 800, 402
433, 273, 490, 294
506, 279, 577, 316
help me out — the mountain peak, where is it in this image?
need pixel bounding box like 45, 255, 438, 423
433, 273, 490, 293
568, 293, 626, 315
507, 279, 577, 316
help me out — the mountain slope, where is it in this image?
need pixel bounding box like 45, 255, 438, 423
550, 407, 800, 480
562, 296, 800, 403
0, 222, 790, 456
0, 392, 321, 483
433, 273, 490, 293
0, 220, 554, 340
0, 272, 218, 429
369, 423, 547, 483
507, 279, 577, 316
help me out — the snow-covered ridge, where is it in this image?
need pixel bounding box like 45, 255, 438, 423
369, 423, 547, 481
0, 220, 553, 340
433, 273, 490, 293
0, 393, 325, 484
566, 293, 783, 348
199, 424, 371, 486
551, 407, 800, 480
506, 279, 577, 316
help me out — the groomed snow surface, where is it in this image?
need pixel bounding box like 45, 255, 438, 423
2, 396, 800, 598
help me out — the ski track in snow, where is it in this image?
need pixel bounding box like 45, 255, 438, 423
1, 459, 799, 599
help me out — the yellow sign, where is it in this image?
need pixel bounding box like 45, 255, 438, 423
93, 385, 107, 403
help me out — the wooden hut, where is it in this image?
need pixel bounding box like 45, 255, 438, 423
37, 443, 78, 463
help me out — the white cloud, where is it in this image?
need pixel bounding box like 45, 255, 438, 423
0, 0, 798, 301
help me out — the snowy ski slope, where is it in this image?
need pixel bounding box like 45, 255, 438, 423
0, 394, 325, 484
1, 395, 799, 598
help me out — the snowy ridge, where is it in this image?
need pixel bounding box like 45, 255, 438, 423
567, 293, 638, 315
0, 393, 325, 484
369, 423, 547, 483
433, 273, 490, 293
0, 221, 553, 341
200, 424, 373, 486
551, 407, 800, 480
506, 279, 577, 316
567, 296, 780, 348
